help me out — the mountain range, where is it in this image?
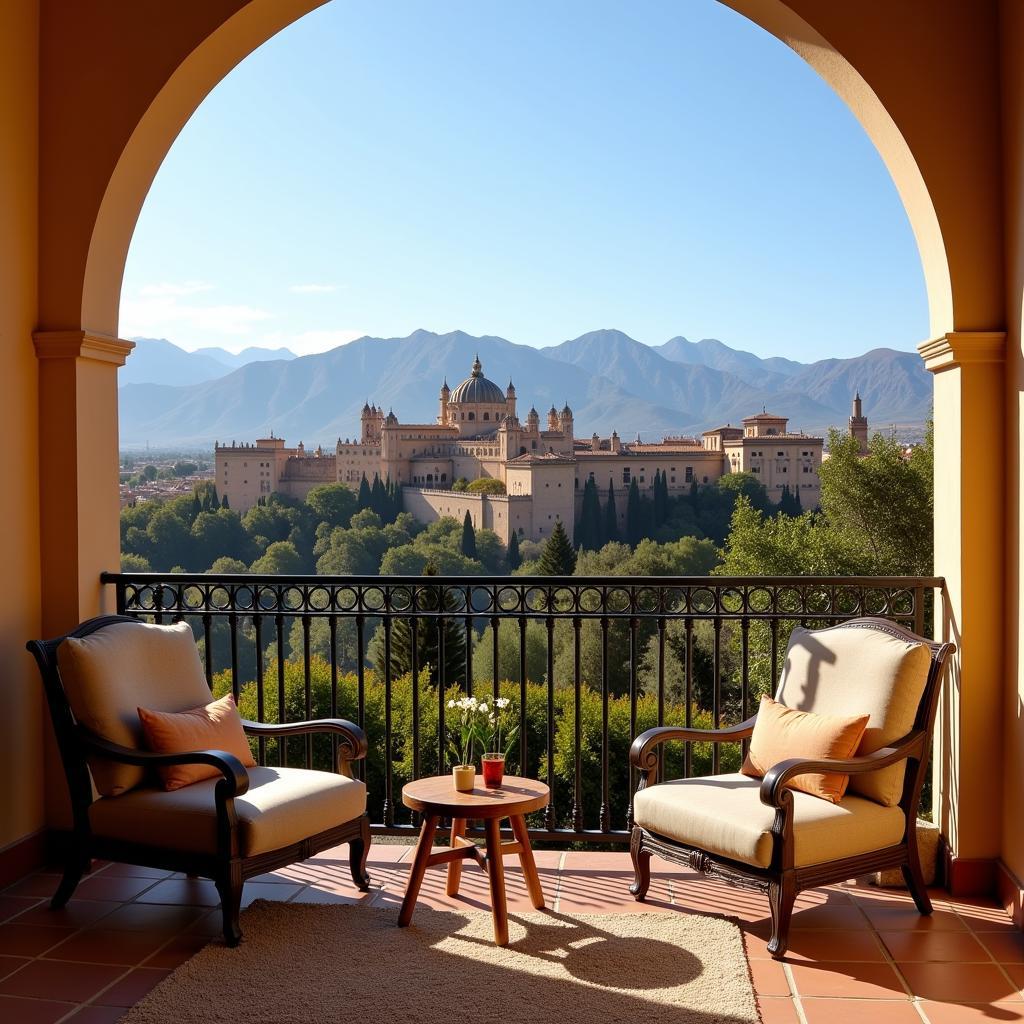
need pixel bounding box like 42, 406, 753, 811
117, 330, 932, 447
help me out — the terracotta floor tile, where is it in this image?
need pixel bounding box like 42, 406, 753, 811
0, 922, 76, 956
787, 960, 907, 999
93, 902, 205, 932
73, 876, 158, 903
64, 1006, 128, 1023
135, 878, 220, 907
857, 903, 969, 931
979, 932, 1024, 964
789, 904, 871, 931
668, 880, 769, 922
0, 954, 29, 980
4, 874, 61, 899
748, 957, 790, 996
921, 1001, 1024, 1023
140, 933, 210, 969
43, 928, 173, 967
756, 996, 800, 1024
0, 994, 78, 1023
799, 997, 921, 1023
96, 864, 172, 880
1003, 963, 1024, 992
94, 968, 172, 1008
0, 959, 125, 1002
289, 886, 371, 906
781, 928, 886, 963
15, 899, 116, 930
239, 882, 304, 907
880, 928, 989, 962
0, 895, 43, 923
898, 962, 1022, 1003
560, 850, 634, 872
556, 873, 673, 913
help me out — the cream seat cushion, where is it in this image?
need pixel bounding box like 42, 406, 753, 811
776, 625, 932, 806
89, 767, 366, 857
58, 621, 214, 796
634, 773, 905, 869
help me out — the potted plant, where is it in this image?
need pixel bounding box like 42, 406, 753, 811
446, 695, 486, 792
481, 696, 519, 789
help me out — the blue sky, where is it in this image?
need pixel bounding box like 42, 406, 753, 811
120, 0, 928, 361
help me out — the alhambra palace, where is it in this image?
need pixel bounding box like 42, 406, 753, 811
215, 356, 849, 541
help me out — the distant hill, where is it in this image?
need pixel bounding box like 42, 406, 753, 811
194, 345, 296, 370
118, 329, 932, 447
122, 338, 297, 387
654, 336, 805, 386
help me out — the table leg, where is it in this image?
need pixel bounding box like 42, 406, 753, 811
398, 813, 439, 927
510, 813, 545, 909
446, 817, 467, 896
484, 817, 509, 945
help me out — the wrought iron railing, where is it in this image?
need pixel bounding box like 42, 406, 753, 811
101, 572, 944, 843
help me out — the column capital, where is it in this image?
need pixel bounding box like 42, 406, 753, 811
917, 331, 1006, 373
33, 330, 135, 366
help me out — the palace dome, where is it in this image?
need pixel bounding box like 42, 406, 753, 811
449, 356, 505, 405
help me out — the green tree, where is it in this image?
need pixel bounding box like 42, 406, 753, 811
357, 474, 372, 510
461, 510, 478, 559
208, 556, 249, 574
368, 564, 467, 685
191, 508, 251, 570
506, 530, 521, 571
538, 520, 577, 576
119, 552, 151, 572
145, 506, 192, 570
465, 477, 506, 494
626, 477, 643, 546
250, 540, 304, 575
305, 483, 357, 529
576, 476, 602, 551
172, 461, 198, 477
141, 464, 158, 482
604, 480, 619, 543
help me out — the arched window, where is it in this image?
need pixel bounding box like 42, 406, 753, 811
441, 473, 447, 482
468, 412, 475, 421
427, 473, 433, 483
483, 412, 489, 421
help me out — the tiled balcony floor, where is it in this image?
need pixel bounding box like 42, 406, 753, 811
1, 847, 1021, 1022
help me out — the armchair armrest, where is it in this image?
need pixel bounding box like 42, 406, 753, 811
759, 731, 927, 809
78, 730, 250, 797
630, 717, 757, 776
241, 718, 367, 776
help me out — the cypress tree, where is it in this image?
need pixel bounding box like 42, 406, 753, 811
626, 477, 643, 546
538, 520, 577, 576
577, 476, 602, 551
370, 561, 466, 688
190, 493, 202, 520
651, 470, 664, 527
370, 473, 386, 517
506, 529, 521, 571
794, 486, 802, 512
357, 474, 372, 510
221, 494, 229, 510
461, 510, 478, 559
604, 480, 619, 543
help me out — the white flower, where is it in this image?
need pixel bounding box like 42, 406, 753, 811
447, 699, 456, 708
495, 697, 511, 709
479, 703, 489, 715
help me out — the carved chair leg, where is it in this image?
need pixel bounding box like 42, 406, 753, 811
901, 841, 933, 915
51, 850, 90, 910
349, 814, 372, 891
767, 875, 796, 959
215, 865, 244, 947
629, 826, 652, 901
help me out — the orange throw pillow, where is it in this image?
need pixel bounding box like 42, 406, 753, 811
137, 693, 256, 791
741, 696, 869, 804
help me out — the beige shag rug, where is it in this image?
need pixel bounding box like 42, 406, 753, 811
123, 902, 758, 1024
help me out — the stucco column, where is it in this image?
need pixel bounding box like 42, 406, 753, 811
919, 331, 1006, 893
34, 331, 133, 634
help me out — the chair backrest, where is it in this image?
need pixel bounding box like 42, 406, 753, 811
774, 617, 952, 808
27, 615, 212, 804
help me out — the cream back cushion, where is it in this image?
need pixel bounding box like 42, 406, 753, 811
775, 624, 932, 807
58, 621, 213, 796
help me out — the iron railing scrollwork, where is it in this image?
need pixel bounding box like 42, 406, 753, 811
101, 572, 944, 844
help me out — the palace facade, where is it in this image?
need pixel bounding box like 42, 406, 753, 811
215, 357, 833, 543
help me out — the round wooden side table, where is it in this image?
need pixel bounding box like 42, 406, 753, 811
398, 775, 549, 945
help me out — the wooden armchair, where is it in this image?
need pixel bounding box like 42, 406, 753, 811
628, 617, 953, 958
27, 614, 372, 946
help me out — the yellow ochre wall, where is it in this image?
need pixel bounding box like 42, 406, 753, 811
0, 0, 1021, 902
0, 1, 43, 861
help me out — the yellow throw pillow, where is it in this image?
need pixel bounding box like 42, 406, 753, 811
741, 696, 870, 804
138, 693, 256, 791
